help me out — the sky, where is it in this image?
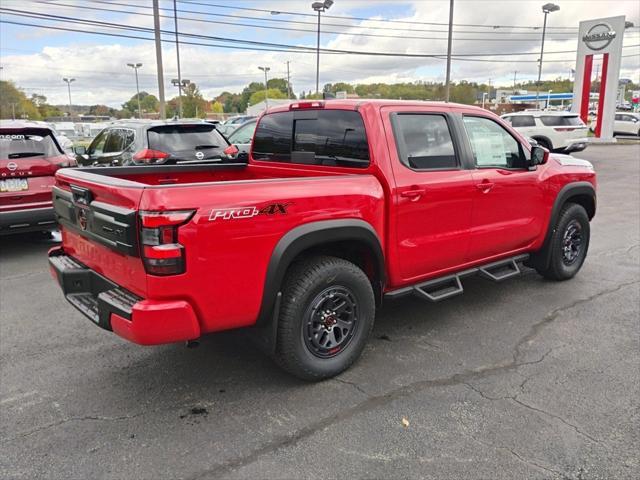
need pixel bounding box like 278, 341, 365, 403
0, 0, 639, 108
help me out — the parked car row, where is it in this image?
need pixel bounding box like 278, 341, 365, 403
589, 112, 640, 137
0, 116, 259, 235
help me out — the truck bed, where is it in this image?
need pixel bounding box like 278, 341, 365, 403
53, 163, 386, 335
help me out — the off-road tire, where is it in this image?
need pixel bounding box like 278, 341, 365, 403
535, 203, 590, 281
275, 256, 375, 381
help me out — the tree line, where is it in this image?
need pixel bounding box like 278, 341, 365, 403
2, 77, 638, 120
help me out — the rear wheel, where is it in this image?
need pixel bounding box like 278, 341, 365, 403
535, 203, 590, 281
275, 256, 375, 381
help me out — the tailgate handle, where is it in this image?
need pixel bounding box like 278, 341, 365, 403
70, 185, 93, 206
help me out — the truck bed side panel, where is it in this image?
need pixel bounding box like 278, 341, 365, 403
139, 174, 385, 333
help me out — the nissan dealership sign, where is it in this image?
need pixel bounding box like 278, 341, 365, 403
582, 23, 617, 51
572, 16, 626, 140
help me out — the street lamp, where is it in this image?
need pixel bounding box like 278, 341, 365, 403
127, 63, 143, 118
535, 3, 560, 108
547, 89, 553, 110
171, 78, 190, 118
62, 78, 75, 118
311, 0, 333, 95
258, 66, 270, 108
481, 92, 489, 109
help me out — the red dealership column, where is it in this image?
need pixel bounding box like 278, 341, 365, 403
580, 54, 593, 125
595, 53, 609, 138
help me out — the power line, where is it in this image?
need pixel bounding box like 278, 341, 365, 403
176, 0, 582, 31
4, 7, 637, 60
41, 0, 594, 38
1, 12, 638, 65
29, 0, 584, 42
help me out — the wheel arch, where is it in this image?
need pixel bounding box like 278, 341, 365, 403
256, 219, 385, 328
529, 181, 596, 270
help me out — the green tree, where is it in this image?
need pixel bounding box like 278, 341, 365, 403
248, 88, 287, 105
0, 81, 40, 119
211, 101, 224, 114
122, 91, 158, 115
182, 82, 207, 117
266, 78, 290, 96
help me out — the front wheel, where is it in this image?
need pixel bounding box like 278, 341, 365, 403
535, 203, 590, 281
275, 256, 375, 381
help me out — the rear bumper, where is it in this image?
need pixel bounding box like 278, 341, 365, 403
0, 206, 57, 234
48, 247, 200, 345
559, 137, 589, 153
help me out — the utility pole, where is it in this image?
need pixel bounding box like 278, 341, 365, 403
444, 0, 454, 102
513, 71, 518, 90
127, 63, 143, 118
152, 0, 166, 119
258, 66, 270, 108
62, 78, 75, 118
286, 61, 292, 99
173, 0, 183, 118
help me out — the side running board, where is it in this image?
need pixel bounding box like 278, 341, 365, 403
385, 254, 529, 303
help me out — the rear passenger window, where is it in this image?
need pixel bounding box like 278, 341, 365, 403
252, 110, 369, 168
510, 115, 536, 128
391, 114, 458, 170
540, 115, 584, 127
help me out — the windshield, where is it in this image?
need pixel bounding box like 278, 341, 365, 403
0, 128, 62, 159
540, 115, 585, 127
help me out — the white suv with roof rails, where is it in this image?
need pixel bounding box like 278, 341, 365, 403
501, 111, 589, 153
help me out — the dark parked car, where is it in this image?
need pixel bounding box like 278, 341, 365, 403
0, 120, 76, 234
75, 120, 237, 166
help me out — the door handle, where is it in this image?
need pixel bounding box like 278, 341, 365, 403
400, 188, 425, 200
476, 182, 494, 193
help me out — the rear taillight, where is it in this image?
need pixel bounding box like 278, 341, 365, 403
133, 149, 170, 164
139, 210, 195, 276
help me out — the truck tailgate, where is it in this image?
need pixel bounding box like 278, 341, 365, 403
53, 170, 148, 297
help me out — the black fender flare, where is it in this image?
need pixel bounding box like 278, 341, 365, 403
255, 219, 385, 327
529, 181, 596, 269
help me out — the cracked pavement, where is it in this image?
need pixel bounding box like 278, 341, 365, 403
1, 144, 639, 479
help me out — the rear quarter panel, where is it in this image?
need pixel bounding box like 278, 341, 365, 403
140, 174, 385, 333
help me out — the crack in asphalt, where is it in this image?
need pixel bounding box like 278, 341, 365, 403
184, 279, 639, 480
333, 377, 370, 396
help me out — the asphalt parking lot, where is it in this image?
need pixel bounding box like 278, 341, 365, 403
1, 143, 639, 480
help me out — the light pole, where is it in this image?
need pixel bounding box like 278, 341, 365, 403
127, 63, 143, 118
482, 92, 488, 109
171, 79, 190, 117
62, 77, 75, 118
547, 89, 553, 110
535, 3, 560, 108
258, 66, 270, 108
311, 0, 333, 95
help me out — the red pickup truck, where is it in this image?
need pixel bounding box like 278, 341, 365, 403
49, 100, 596, 380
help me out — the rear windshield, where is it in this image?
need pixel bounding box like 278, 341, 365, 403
540, 115, 584, 127
252, 110, 370, 168
147, 124, 229, 154
0, 129, 62, 159
509, 115, 536, 128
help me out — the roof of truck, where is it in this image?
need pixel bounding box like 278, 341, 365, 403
264, 99, 483, 114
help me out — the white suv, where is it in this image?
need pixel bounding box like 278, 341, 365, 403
501, 111, 589, 153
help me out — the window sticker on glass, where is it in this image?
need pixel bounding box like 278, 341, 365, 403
468, 131, 506, 166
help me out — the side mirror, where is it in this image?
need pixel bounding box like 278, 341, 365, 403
73, 145, 86, 155
530, 145, 549, 166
